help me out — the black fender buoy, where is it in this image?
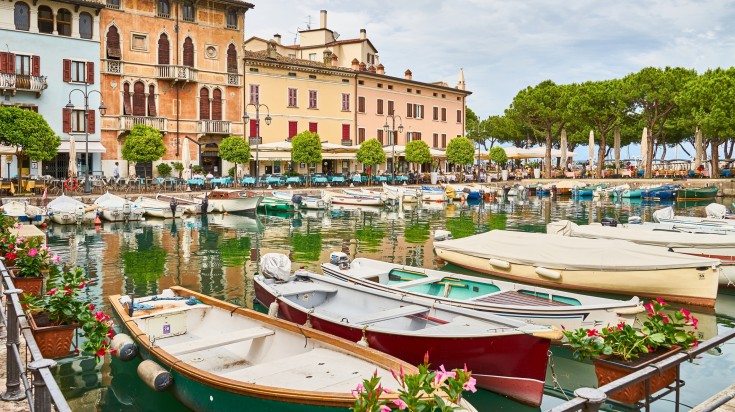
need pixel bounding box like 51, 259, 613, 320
111, 333, 138, 361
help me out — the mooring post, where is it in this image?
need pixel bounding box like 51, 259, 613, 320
28, 359, 57, 412
573, 387, 607, 412
1, 288, 26, 401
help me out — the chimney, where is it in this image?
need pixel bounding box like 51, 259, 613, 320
367, 65, 376, 73
360, 29, 366, 40
273, 34, 281, 44
351, 58, 359, 71
331, 53, 339, 67
320, 10, 327, 29
323, 50, 333, 65
359, 62, 367, 71
376, 63, 385, 75
267, 40, 277, 59
404, 69, 412, 80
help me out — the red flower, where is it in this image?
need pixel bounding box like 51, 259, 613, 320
661, 314, 670, 323
78, 281, 87, 289
656, 297, 667, 305
616, 322, 625, 330
88, 304, 95, 311
587, 329, 600, 337
46, 288, 58, 295
691, 317, 699, 330
96, 347, 107, 357
64, 286, 72, 295
680, 308, 691, 319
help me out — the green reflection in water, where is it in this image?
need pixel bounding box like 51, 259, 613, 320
291, 231, 322, 261
121, 227, 165, 287
220, 236, 252, 267
404, 220, 430, 244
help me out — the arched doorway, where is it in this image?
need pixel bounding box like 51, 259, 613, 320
201, 142, 221, 176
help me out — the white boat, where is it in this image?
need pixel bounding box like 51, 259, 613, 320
419, 186, 448, 202
382, 183, 421, 203
94, 192, 145, 222
272, 190, 328, 210
204, 189, 262, 213
600, 184, 630, 198
433, 230, 720, 307
108, 287, 430, 412
134, 196, 187, 219
549, 220, 735, 287
155, 194, 215, 215
325, 192, 383, 206
653, 206, 735, 231
1, 200, 48, 226
47, 195, 98, 225
321, 254, 643, 330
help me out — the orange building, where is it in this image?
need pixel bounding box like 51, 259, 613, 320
98, 0, 253, 177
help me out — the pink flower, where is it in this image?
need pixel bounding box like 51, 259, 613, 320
656, 297, 667, 305
28, 248, 38, 257
644, 302, 654, 313
463, 376, 478, 393
379, 406, 391, 412
691, 316, 699, 329
434, 365, 456, 386
351, 383, 364, 398
423, 351, 430, 365
52, 255, 60, 264
393, 399, 408, 409
661, 314, 670, 323
14, 223, 21, 229
88, 304, 95, 311
616, 322, 625, 330
46, 288, 58, 295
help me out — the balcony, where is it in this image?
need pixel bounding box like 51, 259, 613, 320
227, 74, 240, 86
156, 65, 197, 82
104, 60, 123, 75
0, 73, 48, 96
120, 116, 167, 132
341, 139, 353, 146
198, 120, 231, 135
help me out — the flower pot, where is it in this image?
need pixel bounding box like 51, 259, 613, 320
592, 346, 680, 404
501, 170, 509, 181
28, 313, 77, 359
534, 168, 541, 179
9, 270, 44, 297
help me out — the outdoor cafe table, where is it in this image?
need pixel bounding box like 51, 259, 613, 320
394, 175, 409, 182
372, 176, 388, 183
285, 176, 301, 185
329, 176, 345, 184
210, 177, 233, 186
241, 177, 256, 185
265, 176, 283, 185
311, 176, 328, 185
187, 179, 205, 189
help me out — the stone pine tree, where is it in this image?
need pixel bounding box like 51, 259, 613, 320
446, 137, 475, 182
121, 124, 166, 178
356, 138, 386, 185
291, 130, 322, 186
405, 140, 431, 174
0, 106, 60, 192
218, 136, 251, 182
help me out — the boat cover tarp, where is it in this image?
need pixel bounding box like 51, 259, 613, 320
47, 195, 96, 213
433, 229, 719, 271
261, 253, 292, 282
548, 220, 735, 249
706, 203, 728, 218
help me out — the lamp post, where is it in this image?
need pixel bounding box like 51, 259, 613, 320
243, 103, 271, 186
6, 156, 11, 181
383, 115, 403, 183
66, 82, 106, 194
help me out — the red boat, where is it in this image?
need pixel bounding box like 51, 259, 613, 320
253, 262, 558, 407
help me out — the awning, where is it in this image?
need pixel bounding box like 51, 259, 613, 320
58, 141, 107, 154
0, 145, 17, 155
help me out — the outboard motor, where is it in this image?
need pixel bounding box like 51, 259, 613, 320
551, 185, 558, 197
601, 217, 618, 227
122, 202, 132, 221
201, 196, 209, 214
329, 251, 350, 270
502, 185, 511, 197
292, 194, 303, 206
169, 198, 178, 218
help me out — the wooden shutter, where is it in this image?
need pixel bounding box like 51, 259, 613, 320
85, 61, 93, 84
249, 119, 257, 137
250, 84, 259, 104
406, 102, 413, 118
63, 59, 71, 82
309, 122, 317, 133
107, 27, 121, 59
359, 128, 365, 143
87, 109, 95, 133
342, 124, 350, 140
433, 133, 438, 148
377, 129, 383, 145
32, 55, 40, 76
442, 134, 447, 148
377, 99, 383, 115
441, 108, 446, 122
158, 34, 169, 65
388, 100, 394, 115
288, 121, 297, 138
433, 107, 438, 120
211, 89, 222, 121
199, 88, 210, 120
0, 52, 7, 73
227, 44, 237, 73
147, 85, 157, 116
183, 37, 194, 67
132, 82, 146, 116
358, 97, 365, 113
123, 83, 132, 115
62, 108, 71, 133
457, 109, 462, 123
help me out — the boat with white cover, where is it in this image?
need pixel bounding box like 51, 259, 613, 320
108, 286, 437, 412
1, 200, 47, 225
382, 183, 421, 203
94, 192, 145, 222
155, 194, 215, 215
549, 220, 735, 288
204, 189, 261, 213
321, 254, 643, 330
653, 205, 735, 231
134, 196, 187, 219
46, 195, 98, 225
433, 230, 720, 307
272, 190, 328, 210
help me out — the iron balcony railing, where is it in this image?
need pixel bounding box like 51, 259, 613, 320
199, 120, 231, 135
0, 73, 48, 94
156, 65, 197, 82
120, 116, 167, 132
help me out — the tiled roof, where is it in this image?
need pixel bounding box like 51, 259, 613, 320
243, 50, 348, 72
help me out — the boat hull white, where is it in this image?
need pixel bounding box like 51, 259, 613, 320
49, 210, 97, 225
328, 194, 382, 206
100, 208, 145, 222
209, 196, 261, 213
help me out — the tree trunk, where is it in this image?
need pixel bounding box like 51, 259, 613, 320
596, 130, 606, 178
727, 139, 734, 159
544, 129, 552, 178
712, 141, 721, 178
644, 128, 654, 178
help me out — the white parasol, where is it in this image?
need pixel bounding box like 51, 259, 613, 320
588, 130, 594, 169
694, 127, 703, 169
182, 137, 191, 179
640, 127, 648, 169
68, 136, 78, 178
560, 128, 568, 167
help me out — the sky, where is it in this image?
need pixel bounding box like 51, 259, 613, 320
245, 0, 735, 159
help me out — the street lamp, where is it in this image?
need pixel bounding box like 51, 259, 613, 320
243, 103, 271, 186
383, 115, 403, 183
66, 83, 106, 194
6, 156, 11, 181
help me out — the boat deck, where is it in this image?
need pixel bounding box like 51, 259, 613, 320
472, 291, 570, 307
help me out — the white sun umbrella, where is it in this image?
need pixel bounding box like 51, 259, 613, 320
614, 126, 621, 173
694, 127, 703, 169
588, 130, 595, 169
68, 136, 78, 178
640, 127, 648, 169
560, 128, 568, 167
181, 137, 191, 179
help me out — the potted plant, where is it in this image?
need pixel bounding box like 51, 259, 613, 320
562, 298, 698, 404
156, 162, 172, 178
22, 267, 114, 360
10, 236, 59, 296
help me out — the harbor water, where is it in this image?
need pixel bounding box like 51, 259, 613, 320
43, 196, 735, 411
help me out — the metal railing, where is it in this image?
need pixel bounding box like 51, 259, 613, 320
120, 115, 168, 132
549, 329, 735, 412
0, 262, 72, 412
156, 64, 197, 82
198, 120, 231, 135
104, 60, 122, 75
0, 74, 48, 93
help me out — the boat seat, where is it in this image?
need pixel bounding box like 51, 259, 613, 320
164, 326, 275, 356
130, 303, 212, 320
279, 284, 339, 297
351, 305, 428, 325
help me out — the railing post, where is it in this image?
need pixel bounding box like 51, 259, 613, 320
573, 387, 606, 412
28, 359, 57, 412
1, 289, 26, 402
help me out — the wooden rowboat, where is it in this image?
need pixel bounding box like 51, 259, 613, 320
109, 286, 430, 412
320, 254, 643, 330
677, 186, 718, 200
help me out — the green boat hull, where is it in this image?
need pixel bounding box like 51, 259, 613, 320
258, 197, 295, 212
678, 186, 718, 200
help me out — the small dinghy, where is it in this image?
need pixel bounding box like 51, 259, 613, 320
1, 200, 47, 225
155, 194, 215, 215
108, 287, 459, 412
47, 195, 98, 225
94, 192, 145, 222
272, 190, 328, 210
325, 191, 383, 206
204, 189, 261, 213
134, 197, 187, 219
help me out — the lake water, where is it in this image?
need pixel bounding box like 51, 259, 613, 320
44, 196, 735, 411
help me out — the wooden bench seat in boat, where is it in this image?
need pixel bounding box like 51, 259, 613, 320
130, 303, 212, 320
413, 315, 508, 336
469, 290, 570, 307
164, 326, 275, 356
351, 305, 429, 325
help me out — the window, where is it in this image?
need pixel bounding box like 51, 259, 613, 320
249, 119, 257, 138
308, 90, 317, 109
288, 72, 296, 77
249, 68, 259, 72
71, 110, 86, 133
71, 61, 86, 82
358, 128, 366, 143
38, 6, 53, 34
57, 9, 72, 36
441, 94, 446, 98
122, 83, 132, 115
358, 96, 366, 113
309, 53, 317, 61
211, 89, 222, 120
249, 84, 259, 104
367, 53, 374, 65
407, 88, 412, 93
376, 99, 384, 115
157, 33, 169, 64
441, 134, 447, 148
288, 121, 298, 139
414, 104, 424, 119
341, 93, 350, 111
377, 129, 384, 145
79, 12, 93, 39
14, 54, 30, 75
387, 85, 393, 90
406, 102, 413, 118
287, 88, 297, 107
358, 80, 364, 85
183, 37, 194, 67
226, 44, 237, 73
14, 2, 30, 31
148, 85, 157, 117
387, 100, 394, 116
199, 88, 210, 120
377, 83, 382, 88
416, 90, 421, 95
309, 122, 317, 133
456, 109, 462, 123
226, 9, 238, 29
132, 81, 146, 116
308, 74, 316, 79
157, 0, 170, 18
106, 26, 121, 60
433, 133, 438, 148
342, 124, 350, 141
106, 0, 120, 10
441, 108, 447, 122
432, 107, 438, 121
131, 33, 148, 51
182, 2, 195, 22
63, 59, 93, 84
